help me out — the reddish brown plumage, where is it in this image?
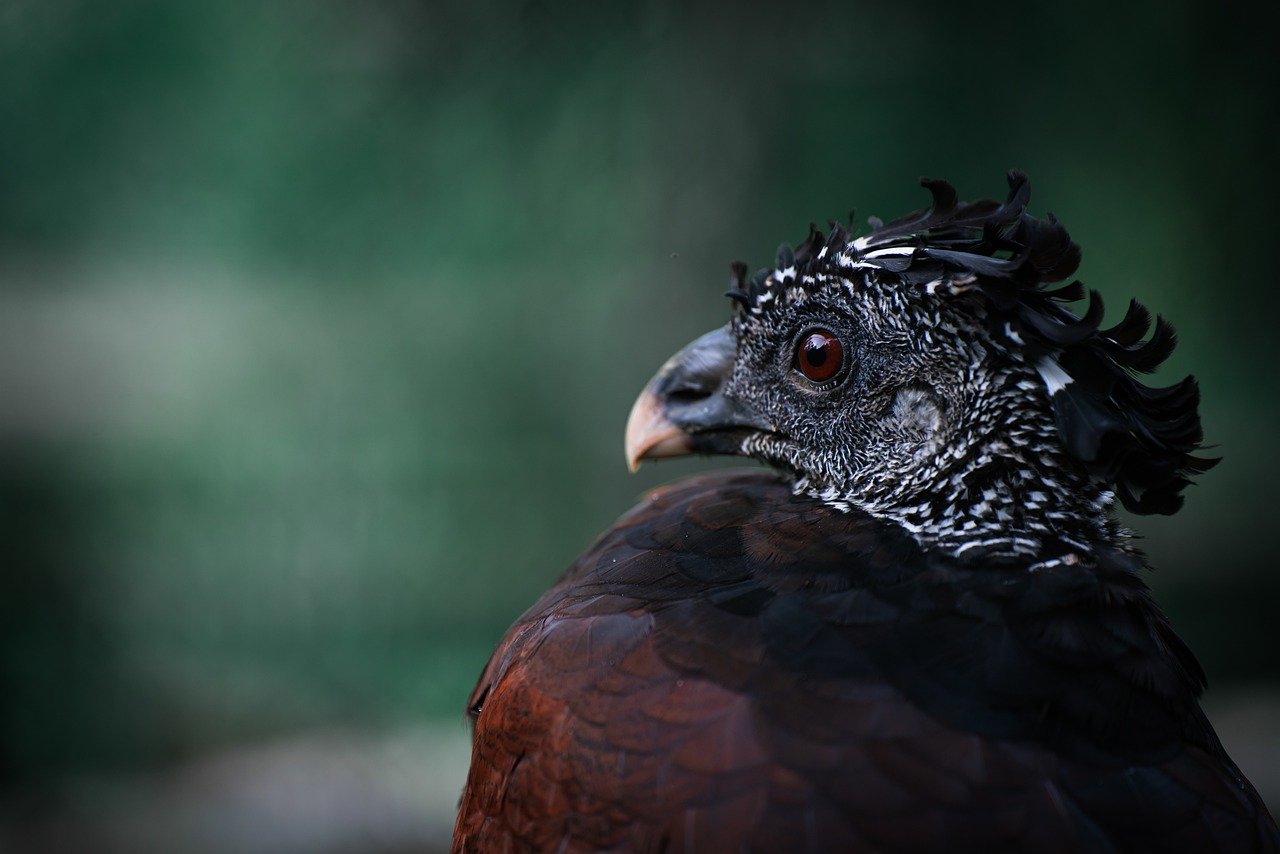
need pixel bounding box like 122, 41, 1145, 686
453, 471, 1277, 852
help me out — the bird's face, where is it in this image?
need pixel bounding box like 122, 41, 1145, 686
627, 174, 1210, 547
626, 279, 1011, 511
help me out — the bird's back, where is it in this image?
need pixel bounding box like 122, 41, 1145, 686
454, 470, 1277, 852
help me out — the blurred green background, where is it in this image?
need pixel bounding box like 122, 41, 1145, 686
2, 1, 1277, 851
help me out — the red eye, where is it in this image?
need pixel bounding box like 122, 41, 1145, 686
795, 330, 844, 382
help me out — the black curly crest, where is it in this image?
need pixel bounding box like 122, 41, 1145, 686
726, 171, 1217, 516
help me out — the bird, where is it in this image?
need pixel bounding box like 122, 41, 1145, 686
452, 172, 1279, 852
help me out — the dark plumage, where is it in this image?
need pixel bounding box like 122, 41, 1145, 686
453, 175, 1278, 852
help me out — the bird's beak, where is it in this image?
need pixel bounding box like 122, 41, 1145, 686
625, 325, 773, 472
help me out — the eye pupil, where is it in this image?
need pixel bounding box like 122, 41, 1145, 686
804, 340, 828, 367
795, 330, 844, 382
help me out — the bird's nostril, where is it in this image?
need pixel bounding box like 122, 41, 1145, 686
666, 387, 710, 404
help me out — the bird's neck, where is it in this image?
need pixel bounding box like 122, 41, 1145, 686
796, 384, 1125, 565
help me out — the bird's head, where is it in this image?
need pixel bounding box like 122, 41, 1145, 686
626, 172, 1215, 558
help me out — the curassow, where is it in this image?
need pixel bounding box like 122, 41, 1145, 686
453, 173, 1279, 852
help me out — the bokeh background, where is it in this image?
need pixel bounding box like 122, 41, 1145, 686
2, 2, 1277, 851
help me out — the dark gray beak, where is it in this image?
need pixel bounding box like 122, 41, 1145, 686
625, 325, 773, 472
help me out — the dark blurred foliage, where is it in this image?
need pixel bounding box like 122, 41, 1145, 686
1, 0, 1277, 845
